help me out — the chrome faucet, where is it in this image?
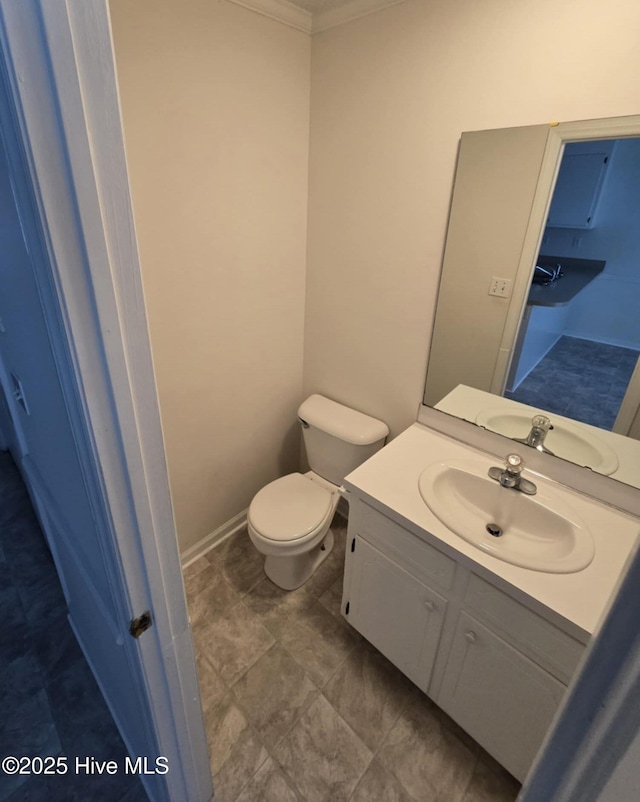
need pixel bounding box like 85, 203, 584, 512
488, 453, 537, 495
514, 414, 555, 455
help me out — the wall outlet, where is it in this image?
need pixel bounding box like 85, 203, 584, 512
488, 277, 512, 298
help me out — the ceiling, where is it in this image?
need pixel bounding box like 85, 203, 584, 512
230, 0, 405, 34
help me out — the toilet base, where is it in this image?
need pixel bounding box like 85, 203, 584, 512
264, 529, 334, 591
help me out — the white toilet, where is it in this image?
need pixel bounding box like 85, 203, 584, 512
247, 394, 389, 590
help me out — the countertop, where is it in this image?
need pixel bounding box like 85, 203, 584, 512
527, 255, 605, 308
344, 423, 639, 639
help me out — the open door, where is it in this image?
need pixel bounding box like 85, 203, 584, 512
613, 356, 640, 438
0, 2, 212, 801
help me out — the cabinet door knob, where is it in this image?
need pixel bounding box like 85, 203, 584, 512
424, 599, 436, 613
465, 631, 477, 644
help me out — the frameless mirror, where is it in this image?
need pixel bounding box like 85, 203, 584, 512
423, 116, 640, 489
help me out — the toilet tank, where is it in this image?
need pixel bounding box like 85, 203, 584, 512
297, 394, 389, 485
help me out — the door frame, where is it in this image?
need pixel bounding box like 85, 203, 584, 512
492, 114, 640, 396
0, 2, 212, 800
614, 356, 640, 436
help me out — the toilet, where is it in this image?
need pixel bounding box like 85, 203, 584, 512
247, 394, 389, 590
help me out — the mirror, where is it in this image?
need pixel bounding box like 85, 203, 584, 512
423, 116, 640, 489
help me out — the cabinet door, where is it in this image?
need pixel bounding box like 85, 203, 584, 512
438, 612, 566, 782
547, 151, 609, 228
347, 536, 447, 692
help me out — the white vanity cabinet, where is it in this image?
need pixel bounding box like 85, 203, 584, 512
342, 497, 587, 783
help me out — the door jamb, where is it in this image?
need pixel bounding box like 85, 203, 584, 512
0, 2, 212, 800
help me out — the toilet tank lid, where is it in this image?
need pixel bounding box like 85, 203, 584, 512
297, 394, 389, 446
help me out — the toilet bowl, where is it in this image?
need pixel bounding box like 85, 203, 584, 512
247, 394, 389, 591
248, 472, 339, 590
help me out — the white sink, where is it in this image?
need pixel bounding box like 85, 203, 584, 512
475, 408, 619, 476
418, 460, 595, 573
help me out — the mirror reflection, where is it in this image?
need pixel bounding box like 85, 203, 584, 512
424, 120, 640, 488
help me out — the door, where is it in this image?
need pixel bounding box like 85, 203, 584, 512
0, 115, 155, 767
438, 613, 566, 782
0, 3, 212, 801
348, 536, 447, 692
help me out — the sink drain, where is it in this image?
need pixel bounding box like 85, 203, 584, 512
486, 523, 503, 537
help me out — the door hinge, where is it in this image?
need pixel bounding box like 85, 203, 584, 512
129, 610, 153, 639
345, 602, 350, 615
351, 538, 356, 553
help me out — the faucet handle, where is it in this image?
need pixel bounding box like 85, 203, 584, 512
505, 453, 523, 474
531, 414, 552, 432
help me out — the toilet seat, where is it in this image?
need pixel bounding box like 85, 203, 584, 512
248, 473, 334, 543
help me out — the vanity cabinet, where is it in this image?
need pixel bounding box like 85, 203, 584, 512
342, 497, 586, 783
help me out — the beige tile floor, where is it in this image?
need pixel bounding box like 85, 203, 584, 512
185, 516, 521, 802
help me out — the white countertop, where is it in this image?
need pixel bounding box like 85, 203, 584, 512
344, 423, 640, 638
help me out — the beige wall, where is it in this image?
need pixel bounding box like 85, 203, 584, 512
110, 0, 640, 553
305, 0, 640, 437
109, 0, 311, 552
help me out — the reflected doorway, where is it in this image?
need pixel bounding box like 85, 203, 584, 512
506, 137, 640, 432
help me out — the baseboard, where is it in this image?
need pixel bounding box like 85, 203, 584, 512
181, 498, 349, 569
181, 509, 248, 568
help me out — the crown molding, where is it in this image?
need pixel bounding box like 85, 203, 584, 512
225, 0, 408, 35
226, 0, 313, 33
312, 0, 408, 33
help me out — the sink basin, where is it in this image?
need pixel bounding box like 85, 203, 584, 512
475, 408, 619, 476
418, 460, 595, 573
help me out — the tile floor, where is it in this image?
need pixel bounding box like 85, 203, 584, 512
0, 451, 147, 802
507, 335, 640, 430
187, 518, 522, 802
